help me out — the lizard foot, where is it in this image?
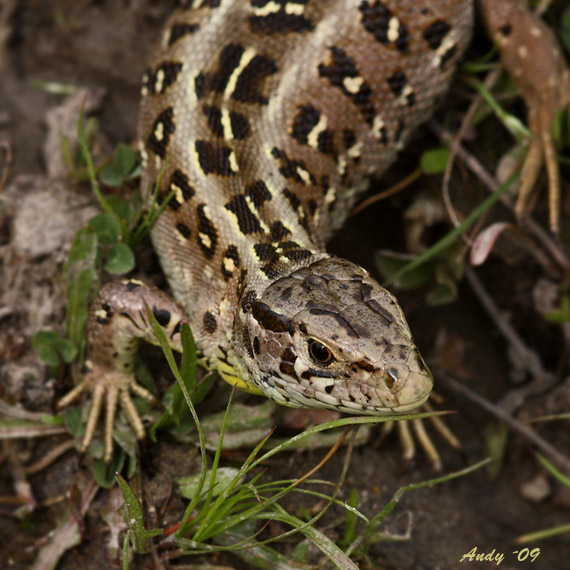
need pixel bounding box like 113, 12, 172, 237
58, 365, 157, 462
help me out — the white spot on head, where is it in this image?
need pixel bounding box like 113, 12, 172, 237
531, 27, 542, 37
517, 45, 528, 59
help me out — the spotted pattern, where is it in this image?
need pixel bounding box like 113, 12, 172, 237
423, 19, 458, 69
202, 105, 251, 140
222, 245, 241, 280
254, 239, 313, 278
271, 147, 316, 185
249, 0, 313, 35
318, 47, 375, 125
195, 140, 238, 175
144, 62, 184, 95
198, 43, 277, 105
359, 0, 409, 53
147, 107, 175, 159
225, 181, 272, 235
168, 169, 195, 211
176, 222, 192, 239
197, 204, 218, 258
168, 22, 200, 46
387, 71, 415, 106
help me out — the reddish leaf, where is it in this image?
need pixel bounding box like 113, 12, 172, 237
470, 222, 514, 266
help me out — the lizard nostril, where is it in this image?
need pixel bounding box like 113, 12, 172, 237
385, 367, 398, 389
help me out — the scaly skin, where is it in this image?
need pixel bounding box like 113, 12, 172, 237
60, 0, 569, 462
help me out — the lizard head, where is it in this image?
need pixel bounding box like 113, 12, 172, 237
236, 256, 433, 415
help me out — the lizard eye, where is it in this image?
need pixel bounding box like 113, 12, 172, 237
308, 339, 334, 366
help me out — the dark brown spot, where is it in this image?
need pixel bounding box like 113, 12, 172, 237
203, 311, 217, 333
249, 0, 314, 35
359, 0, 409, 53
176, 223, 191, 239
300, 368, 336, 379
146, 61, 184, 94
153, 306, 171, 327
422, 19, 451, 50
147, 107, 175, 159
499, 23, 512, 37
251, 300, 294, 334
168, 22, 199, 45
366, 299, 393, 325
195, 140, 236, 176
354, 359, 375, 372
241, 290, 257, 313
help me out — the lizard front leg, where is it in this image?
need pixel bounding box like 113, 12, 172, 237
59, 279, 188, 462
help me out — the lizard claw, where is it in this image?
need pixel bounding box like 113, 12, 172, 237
59, 364, 157, 463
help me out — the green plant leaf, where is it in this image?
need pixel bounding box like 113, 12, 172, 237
105, 195, 129, 219
32, 330, 77, 366
178, 467, 241, 500
105, 243, 135, 275
93, 452, 126, 488
36, 344, 60, 367
66, 226, 98, 269
32, 330, 60, 346
420, 147, 450, 174
375, 252, 433, 290
115, 143, 137, 175
53, 337, 78, 363
89, 213, 122, 245
100, 163, 124, 187
64, 407, 85, 438
116, 473, 163, 553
